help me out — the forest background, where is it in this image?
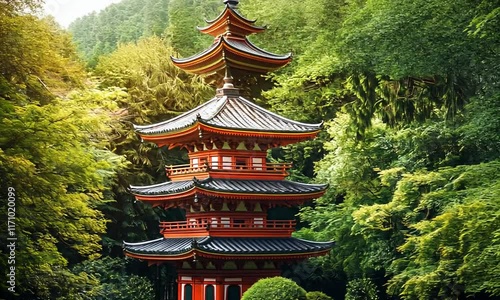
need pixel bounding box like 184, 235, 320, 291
0, 0, 499, 299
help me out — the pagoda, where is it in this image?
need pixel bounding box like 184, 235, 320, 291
123, 1, 333, 300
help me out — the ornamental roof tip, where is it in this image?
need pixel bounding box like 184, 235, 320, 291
202, 1, 257, 25
295, 237, 335, 247
123, 237, 164, 247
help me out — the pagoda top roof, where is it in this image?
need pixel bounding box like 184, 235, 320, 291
134, 94, 321, 143
124, 236, 333, 259
198, 1, 265, 37
130, 177, 327, 197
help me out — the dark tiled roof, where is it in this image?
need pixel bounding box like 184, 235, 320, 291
129, 181, 194, 195
134, 96, 321, 135
129, 178, 327, 196
124, 237, 197, 255
124, 236, 333, 256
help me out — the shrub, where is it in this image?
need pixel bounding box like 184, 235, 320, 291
306, 291, 334, 300
242, 277, 307, 300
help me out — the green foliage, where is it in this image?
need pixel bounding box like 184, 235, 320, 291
95, 36, 212, 125
380, 161, 500, 299
242, 277, 307, 300
345, 278, 379, 300
306, 291, 333, 300
0, 9, 128, 299
0, 92, 127, 299
0, 14, 84, 104
69, 0, 170, 67
71, 257, 154, 300
299, 104, 500, 299
165, 0, 220, 57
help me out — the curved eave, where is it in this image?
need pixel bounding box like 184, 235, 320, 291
133, 95, 223, 134
124, 249, 195, 261
195, 187, 327, 201
132, 186, 326, 202
171, 37, 291, 75
199, 121, 321, 139
124, 247, 331, 262
137, 121, 321, 148
124, 250, 330, 262
131, 188, 196, 202
198, 7, 265, 37
197, 248, 332, 260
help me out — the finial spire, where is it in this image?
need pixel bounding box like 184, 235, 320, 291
216, 66, 239, 96
223, 67, 234, 88
223, 0, 239, 8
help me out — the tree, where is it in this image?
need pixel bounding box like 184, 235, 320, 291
165, 0, 220, 57
69, 0, 171, 67
0, 12, 128, 299
70, 257, 155, 300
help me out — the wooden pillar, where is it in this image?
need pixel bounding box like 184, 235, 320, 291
216, 277, 224, 300
177, 281, 183, 300
194, 277, 203, 300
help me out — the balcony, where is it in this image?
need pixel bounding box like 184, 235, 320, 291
165, 162, 292, 180
159, 217, 296, 237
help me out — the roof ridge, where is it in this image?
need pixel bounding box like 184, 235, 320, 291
241, 36, 292, 58
129, 180, 192, 189
221, 36, 292, 60
201, 96, 229, 122
235, 96, 323, 128
133, 96, 219, 130
294, 237, 335, 245
123, 237, 164, 246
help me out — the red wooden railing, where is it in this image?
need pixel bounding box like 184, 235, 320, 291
165, 162, 292, 176
160, 217, 295, 233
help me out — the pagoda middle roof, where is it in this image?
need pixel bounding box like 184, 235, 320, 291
129, 177, 327, 196
124, 236, 333, 257
171, 36, 291, 75
134, 95, 321, 136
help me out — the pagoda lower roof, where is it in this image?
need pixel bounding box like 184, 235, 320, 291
129, 177, 327, 197
123, 236, 333, 259
133, 95, 322, 146
171, 36, 291, 75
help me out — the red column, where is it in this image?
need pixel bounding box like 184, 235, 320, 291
216, 277, 224, 300
194, 277, 203, 300
177, 281, 183, 300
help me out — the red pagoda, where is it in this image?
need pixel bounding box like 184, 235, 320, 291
124, 1, 332, 299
